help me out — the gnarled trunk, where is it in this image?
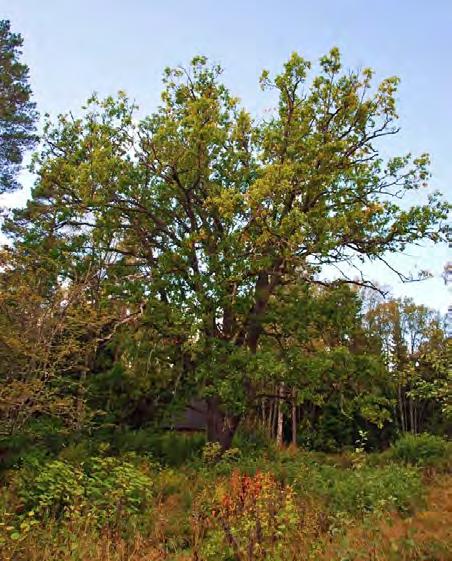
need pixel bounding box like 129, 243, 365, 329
206, 397, 240, 451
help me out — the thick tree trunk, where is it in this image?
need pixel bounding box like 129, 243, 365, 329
206, 397, 240, 451
209, 265, 282, 452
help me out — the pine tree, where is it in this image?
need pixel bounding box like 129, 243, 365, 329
0, 20, 37, 193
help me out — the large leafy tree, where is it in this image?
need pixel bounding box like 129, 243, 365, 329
6, 50, 449, 448
0, 19, 37, 193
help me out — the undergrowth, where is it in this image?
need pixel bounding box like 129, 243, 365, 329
0, 433, 450, 560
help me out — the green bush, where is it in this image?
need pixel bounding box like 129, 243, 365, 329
390, 433, 449, 467
19, 459, 85, 518
321, 464, 423, 515
83, 455, 154, 527
18, 455, 154, 528
277, 455, 424, 516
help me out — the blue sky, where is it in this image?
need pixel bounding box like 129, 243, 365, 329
1, 0, 451, 311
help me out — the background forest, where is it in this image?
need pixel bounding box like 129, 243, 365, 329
0, 14, 450, 561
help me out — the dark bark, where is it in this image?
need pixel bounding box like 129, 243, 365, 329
206, 397, 240, 451
206, 263, 284, 450
246, 272, 272, 353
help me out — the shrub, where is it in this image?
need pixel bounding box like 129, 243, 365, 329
200, 442, 241, 464
201, 442, 223, 464
292, 461, 423, 516
391, 433, 450, 467
18, 455, 154, 529
195, 470, 299, 561
83, 455, 154, 527
19, 459, 85, 519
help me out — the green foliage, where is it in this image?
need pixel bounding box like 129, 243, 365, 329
200, 442, 242, 474
363, 297, 449, 437
148, 432, 206, 465
195, 446, 425, 517
390, 433, 450, 467
3, 49, 448, 449
244, 451, 424, 516
201, 441, 223, 464
233, 421, 274, 455
0, 28, 449, 560
83, 455, 154, 527
19, 459, 85, 518
18, 455, 153, 529
305, 464, 423, 516
0, 20, 38, 193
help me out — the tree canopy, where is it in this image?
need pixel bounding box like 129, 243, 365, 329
3, 49, 449, 448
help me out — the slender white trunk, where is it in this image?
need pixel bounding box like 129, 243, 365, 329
291, 388, 297, 446
276, 383, 284, 446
